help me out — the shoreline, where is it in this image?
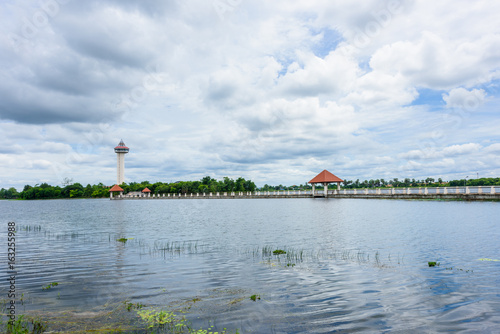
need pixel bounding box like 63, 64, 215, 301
110, 193, 500, 202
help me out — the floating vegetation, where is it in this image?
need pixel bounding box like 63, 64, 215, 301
136, 308, 238, 333
137, 309, 182, 329
428, 261, 439, 267
192, 325, 238, 334
250, 294, 260, 301
445, 267, 473, 273
228, 297, 246, 305
42, 282, 59, 290
478, 258, 500, 262
117, 237, 130, 243
125, 301, 145, 312
0, 297, 240, 334
273, 249, 286, 255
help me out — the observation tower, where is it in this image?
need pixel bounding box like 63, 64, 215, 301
114, 140, 129, 185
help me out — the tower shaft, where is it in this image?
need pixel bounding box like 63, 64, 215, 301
117, 153, 125, 185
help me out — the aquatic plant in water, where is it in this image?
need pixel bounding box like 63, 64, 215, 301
137, 309, 188, 332
137, 308, 239, 333
192, 326, 238, 334
250, 294, 260, 301
125, 301, 145, 312
3, 314, 47, 334
42, 282, 59, 290
273, 249, 286, 255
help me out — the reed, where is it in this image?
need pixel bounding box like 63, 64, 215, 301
249, 246, 398, 269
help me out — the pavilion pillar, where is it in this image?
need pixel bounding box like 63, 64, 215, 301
324, 183, 328, 197
337, 182, 340, 190
312, 184, 316, 195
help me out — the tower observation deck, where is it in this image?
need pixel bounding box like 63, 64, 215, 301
114, 140, 129, 185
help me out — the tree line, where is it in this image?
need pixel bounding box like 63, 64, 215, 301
341, 177, 500, 189
121, 176, 256, 195
2, 176, 499, 200
1, 176, 257, 200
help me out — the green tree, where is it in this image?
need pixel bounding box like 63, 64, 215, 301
70, 189, 83, 198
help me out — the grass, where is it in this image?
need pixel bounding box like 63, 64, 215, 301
251, 245, 401, 269
152, 240, 200, 255
20, 225, 42, 232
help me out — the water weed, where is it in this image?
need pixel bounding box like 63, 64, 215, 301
251, 246, 396, 269
137, 309, 184, 330
4, 315, 47, 334
250, 294, 260, 301
125, 301, 145, 312
42, 282, 59, 290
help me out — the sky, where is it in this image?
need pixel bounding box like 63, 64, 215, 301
1, 0, 500, 190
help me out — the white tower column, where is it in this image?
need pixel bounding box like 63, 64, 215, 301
114, 140, 129, 185
117, 153, 125, 185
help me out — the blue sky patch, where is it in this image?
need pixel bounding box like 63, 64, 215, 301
311, 28, 344, 58
410, 88, 447, 111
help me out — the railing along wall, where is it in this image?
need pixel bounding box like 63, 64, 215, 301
113, 186, 500, 199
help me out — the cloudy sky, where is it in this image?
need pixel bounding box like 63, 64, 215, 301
1, 0, 500, 190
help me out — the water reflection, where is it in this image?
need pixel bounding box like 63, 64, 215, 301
0, 198, 499, 332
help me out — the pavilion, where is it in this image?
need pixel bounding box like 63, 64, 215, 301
309, 170, 344, 197
109, 184, 124, 198
142, 187, 151, 197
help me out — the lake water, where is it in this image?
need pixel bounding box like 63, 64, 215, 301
1, 198, 500, 333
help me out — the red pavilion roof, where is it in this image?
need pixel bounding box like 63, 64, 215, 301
308, 170, 343, 184
109, 184, 124, 192
142, 187, 151, 193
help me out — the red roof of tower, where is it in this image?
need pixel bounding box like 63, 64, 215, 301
114, 139, 129, 150
109, 184, 124, 192
308, 170, 343, 184
142, 187, 151, 193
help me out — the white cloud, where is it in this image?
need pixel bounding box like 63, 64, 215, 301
443, 88, 487, 110
484, 143, 500, 154
1, 0, 500, 189
442, 143, 482, 156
